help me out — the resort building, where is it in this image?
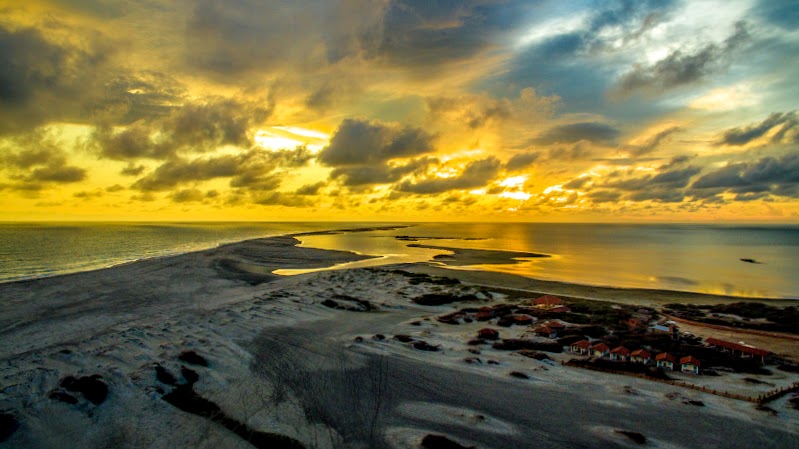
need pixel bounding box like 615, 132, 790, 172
590, 343, 610, 358
705, 338, 771, 363
680, 356, 701, 374
649, 322, 680, 339
609, 346, 630, 361
570, 340, 592, 354
655, 353, 677, 370
630, 349, 651, 364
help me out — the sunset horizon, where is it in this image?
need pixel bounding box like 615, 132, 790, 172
2, 0, 798, 222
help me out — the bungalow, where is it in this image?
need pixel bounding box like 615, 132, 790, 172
655, 353, 677, 370
533, 295, 564, 309
570, 340, 592, 355
534, 326, 557, 339
705, 337, 770, 363
609, 346, 630, 362
590, 343, 610, 358
680, 356, 701, 374
630, 349, 651, 364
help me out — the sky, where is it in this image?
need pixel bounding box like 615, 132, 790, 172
1, 0, 798, 222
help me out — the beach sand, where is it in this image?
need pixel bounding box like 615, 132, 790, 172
0, 235, 797, 448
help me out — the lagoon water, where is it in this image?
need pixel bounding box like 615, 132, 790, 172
1, 222, 798, 299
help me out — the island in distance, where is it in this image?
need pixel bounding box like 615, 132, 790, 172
0, 235, 798, 448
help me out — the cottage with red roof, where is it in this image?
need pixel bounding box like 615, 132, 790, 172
609, 346, 630, 362
534, 326, 557, 339
533, 295, 564, 309
570, 340, 592, 354
680, 356, 701, 374
590, 343, 610, 358
630, 349, 651, 364
655, 353, 677, 370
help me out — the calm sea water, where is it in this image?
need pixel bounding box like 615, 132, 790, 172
1, 222, 798, 299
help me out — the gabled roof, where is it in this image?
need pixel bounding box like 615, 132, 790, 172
533, 295, 563, 305
680, 356, 701, 366
572, 340, 592, 349
610, 346, 630, 355
705, 338, 770, 357
655, 353, 677, 363
591, 343, 610, 352
537, 326, 554, 334
543, 320, 565, 328
630, 349, 651, 358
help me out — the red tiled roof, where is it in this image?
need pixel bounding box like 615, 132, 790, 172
630, 349, 651, 358
533, 295, 563, 305
705, 338, 770, 357
572, 340, 592, 349
655, 353, 677, 363
549, 306, 571, 313
610, 346, 630, 355
591, 343, 610, 352
543, 320, 565, 328
537, 326, 553, 334
680, 356, 701, 366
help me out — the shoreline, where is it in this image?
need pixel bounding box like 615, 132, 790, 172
2, 229, 797, 305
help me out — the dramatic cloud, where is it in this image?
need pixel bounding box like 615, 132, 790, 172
0, 132, 88, 189
716, 111, 798, 146
319, 118, 435, 166
0, 22, 110, 134
534, 123, 621, 145
395, 157, 501, 194
505, 152, 540, 171
93, 98, 273, 160
692, 152, 799, 197
132, 147, 312, 192
614, 22, 750, 97
626, 126, 682, 157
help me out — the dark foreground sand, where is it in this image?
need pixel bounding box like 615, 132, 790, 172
0, 235, 796, 448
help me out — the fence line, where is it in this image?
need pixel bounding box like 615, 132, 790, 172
562, 360, 799, 404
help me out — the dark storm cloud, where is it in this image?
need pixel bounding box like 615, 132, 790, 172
1, 132, 88, 186
395, 157, 501, 194
505, 152, 540, 171
614, 22, 750, 97
0, 23, 110, 134
185, 0, 374, 75
132, 147, 311, 191
318, 118, 435, 166
294, 182, 326, 195
92, 97, 273, 160
534, 123, 621, 145
27, 165, 87, 183
691, 153, 799, 196
329, 156, 437, 187
370, 0, 532, 67
716, 111, 798, 146
170, 188, 207, 203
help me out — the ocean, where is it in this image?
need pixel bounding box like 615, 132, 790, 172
1, 222, 798, 299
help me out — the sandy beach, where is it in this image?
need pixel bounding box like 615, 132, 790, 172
1, 234, 797, 449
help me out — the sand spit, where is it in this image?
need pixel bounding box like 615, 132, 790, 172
0, 236, 797, 448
